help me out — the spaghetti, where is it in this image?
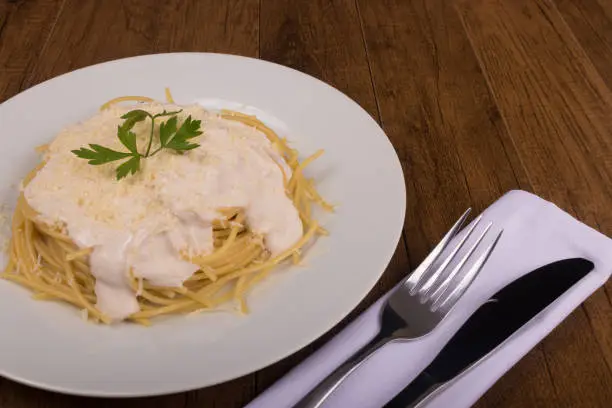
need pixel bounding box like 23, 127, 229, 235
1, 91, 332, 325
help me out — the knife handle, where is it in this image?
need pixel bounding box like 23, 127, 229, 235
385, 372, 440, 408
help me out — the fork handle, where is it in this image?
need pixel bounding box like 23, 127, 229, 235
292, 334, 392, 408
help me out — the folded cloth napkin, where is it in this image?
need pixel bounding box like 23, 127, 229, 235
246, 190, 612, 408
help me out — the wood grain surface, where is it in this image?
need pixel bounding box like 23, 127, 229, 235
0, 0, 610, 407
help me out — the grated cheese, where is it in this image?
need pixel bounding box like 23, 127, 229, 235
23, 103, 302, 321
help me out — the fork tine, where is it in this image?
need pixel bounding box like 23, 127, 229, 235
417, 215, 483, 295
432, 229, 503, 312
428, 221, 492, 303
406, 208, 472, 292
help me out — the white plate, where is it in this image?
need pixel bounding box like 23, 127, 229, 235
0, 53, 405, 397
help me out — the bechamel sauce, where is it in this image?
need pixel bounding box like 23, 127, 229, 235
24, 103, 302, 320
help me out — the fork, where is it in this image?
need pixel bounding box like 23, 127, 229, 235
293, 209, 503, 408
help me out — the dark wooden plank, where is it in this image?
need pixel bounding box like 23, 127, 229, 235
555, 0, 612, 90
356, 1, 563, 407
260, 0, 379, 119
473, 348, 560, 408
456, 0, 612, 406
456, 0, 612, 231
357, 0, 529, 257
0, 0, 260, 407
23, 0, 259, 90
581, 288, 612, 375
255, 0, 412, 394
0, 381, 186, 408
553, 0, 612, 301
0, 0, 65, 102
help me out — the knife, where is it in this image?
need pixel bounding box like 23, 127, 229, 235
385, 257, 594, 408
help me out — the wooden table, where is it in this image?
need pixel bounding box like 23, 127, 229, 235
1, 0, 611, 407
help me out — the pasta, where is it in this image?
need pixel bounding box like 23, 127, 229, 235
1, 90, 332, 325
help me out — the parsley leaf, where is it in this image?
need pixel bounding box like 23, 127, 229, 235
116, 155, 141, 180
159, 116, 178, 147
165, 115, 202, 152
153, 109, 182, 119
72, 108, 201, 180
71, 144, 132, 165
117, 126, 139, 154
120, 110, 150, 132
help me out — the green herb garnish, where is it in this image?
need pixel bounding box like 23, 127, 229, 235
71, 109, 202, 180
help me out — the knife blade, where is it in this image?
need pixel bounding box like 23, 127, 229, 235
385, 257, 594, 408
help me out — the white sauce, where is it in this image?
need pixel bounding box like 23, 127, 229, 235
24, 103, 303, 320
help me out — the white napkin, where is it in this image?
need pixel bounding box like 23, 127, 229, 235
246, 190, 612, 408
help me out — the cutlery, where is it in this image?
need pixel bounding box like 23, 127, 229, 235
294, 209, 503, 408
385, 257, 594, 408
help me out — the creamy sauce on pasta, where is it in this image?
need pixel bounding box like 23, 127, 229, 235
24, 103, 303, 320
